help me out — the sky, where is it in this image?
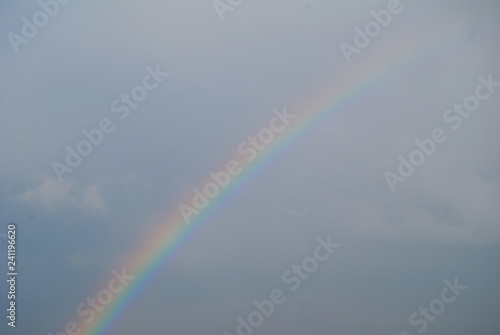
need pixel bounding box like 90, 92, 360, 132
0, 0, 499, 334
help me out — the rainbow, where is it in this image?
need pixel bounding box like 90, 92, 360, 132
78, 24, 464, 335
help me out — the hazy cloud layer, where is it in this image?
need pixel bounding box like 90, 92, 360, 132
0, 0, 499, 334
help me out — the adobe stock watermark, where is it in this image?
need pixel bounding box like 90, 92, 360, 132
340, 0, 410, 64
384, 74, 499, 192
213, 0, 244, 21
179, 106, 296, 224
47, 267, 135, 335
51, 64, 169, 183
7, 0, 73, 54
397, 277, 466, 335
223, 235, 340, 335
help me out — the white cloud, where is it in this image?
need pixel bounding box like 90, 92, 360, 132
14, 176, 106, 213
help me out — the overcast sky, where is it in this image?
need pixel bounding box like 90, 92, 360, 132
0, 0, 499, 334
